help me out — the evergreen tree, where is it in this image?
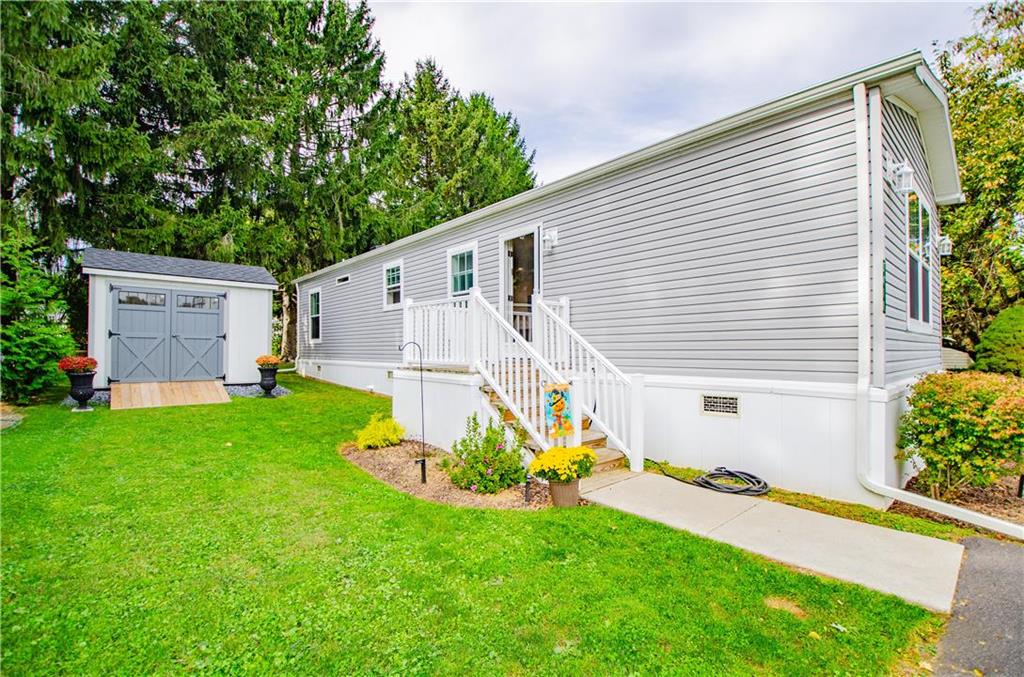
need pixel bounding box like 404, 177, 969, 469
376, 59, 535, 241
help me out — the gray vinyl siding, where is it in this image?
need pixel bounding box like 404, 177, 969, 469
881, 101, 942, 383
298, 96, 862, 382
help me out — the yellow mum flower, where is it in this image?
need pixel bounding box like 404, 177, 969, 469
528, 446, 598, 482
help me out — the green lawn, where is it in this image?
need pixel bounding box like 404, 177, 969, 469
2, 375, 936, 675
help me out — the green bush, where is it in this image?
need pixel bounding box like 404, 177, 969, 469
0, 220, 77, 404
442, 414, 526, 494
897, 371, 1024, 500
355, 414, 405, 449
974, 304, 1024, 376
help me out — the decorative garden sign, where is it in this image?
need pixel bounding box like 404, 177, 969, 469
544, 383, 575, 440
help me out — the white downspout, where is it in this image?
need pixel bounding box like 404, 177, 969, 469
852, 83, 1023, 540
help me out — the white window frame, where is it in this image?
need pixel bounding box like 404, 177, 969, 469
308, 286, 322, 344
446, 241, 477, 297
382, 259, 403, 310
904, 185, 934, 334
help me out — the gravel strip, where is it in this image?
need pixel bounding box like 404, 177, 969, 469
226, 384, 291, 398
60, 391, 111, 408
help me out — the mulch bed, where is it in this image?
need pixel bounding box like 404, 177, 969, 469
890, 473, 1023, 528
340, 440, 552, 510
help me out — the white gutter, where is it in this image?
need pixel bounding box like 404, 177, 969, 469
852, 83, 1024, 540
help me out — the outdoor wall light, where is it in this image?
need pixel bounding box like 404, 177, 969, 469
895, 162, 915, 195
938, 234, 953, 257
542, 228, 558, 253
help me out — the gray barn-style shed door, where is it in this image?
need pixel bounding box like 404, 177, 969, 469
110, 288, 172, 382
110, 287, 224, 383
170, 291, 224, 381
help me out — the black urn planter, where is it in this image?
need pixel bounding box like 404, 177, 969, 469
258, 367, 279, 397
68, 371, 96, 412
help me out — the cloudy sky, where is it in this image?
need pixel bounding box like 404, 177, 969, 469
368, 2, 976, 184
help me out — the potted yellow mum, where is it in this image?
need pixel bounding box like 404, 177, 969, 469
528, 446, 598, 507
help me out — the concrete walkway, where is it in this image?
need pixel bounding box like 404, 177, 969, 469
581, 470, 965, 612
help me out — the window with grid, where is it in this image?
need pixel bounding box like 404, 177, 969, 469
450, 249, 474, 295
309, 290, 321, 341
906, 190, 933, 329
384, 264, 402, 306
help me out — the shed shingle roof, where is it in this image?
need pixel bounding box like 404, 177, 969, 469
82, 249, 277, 286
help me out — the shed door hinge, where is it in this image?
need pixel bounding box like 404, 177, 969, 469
108, 330, 120, 338
217, 333, 226, 340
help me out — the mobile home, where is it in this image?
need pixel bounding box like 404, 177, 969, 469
294, 52, 961, 507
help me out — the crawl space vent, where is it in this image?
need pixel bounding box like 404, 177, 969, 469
701, 394, 740, 417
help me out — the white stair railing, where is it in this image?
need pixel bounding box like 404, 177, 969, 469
534, 295, 644, 471
469, 289, 576, 452
402, 289, 581, 452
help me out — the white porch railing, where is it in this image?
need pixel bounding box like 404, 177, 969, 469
402, 297, 470, 365
534, 295, 644, 471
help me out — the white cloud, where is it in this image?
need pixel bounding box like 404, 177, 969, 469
369, 1, 976, 183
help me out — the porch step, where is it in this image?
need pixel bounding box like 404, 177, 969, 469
593, 447, 626, 473
521, 426, 604, 451
480, 383, 623, 473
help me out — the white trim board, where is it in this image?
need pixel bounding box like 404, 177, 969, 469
83, 268, 278, 291
446, 241, 478, 298
496, 222, 542, 319
307, 286, 322, 344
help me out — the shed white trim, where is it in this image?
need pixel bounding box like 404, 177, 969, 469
83, 267, 277, 291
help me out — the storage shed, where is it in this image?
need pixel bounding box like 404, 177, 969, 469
83, 249, 277, 386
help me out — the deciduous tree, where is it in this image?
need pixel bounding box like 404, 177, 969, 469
937, 1, 1024, 352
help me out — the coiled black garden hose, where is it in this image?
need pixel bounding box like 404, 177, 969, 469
652, 462, 770, 496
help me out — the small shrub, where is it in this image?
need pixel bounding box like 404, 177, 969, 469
528, 446, 598, 483
443, 414, 526, 493
897, 371, 1024, 500
355, 414, 405, 449
974, 305, 1024, 376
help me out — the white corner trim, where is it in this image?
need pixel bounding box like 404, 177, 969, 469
868, 86, 887, 388
83, 267, 277, 291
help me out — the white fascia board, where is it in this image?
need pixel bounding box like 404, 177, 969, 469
83, 267, 277, 291
294, 51, 932, 285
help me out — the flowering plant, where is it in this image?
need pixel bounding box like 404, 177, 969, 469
255, 355, 282, 368
528, 446, 597, 483
57, 356, 98, 374
442, 414, 525, 493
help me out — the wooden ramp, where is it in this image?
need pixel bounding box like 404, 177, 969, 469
110, 381, 231, 411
